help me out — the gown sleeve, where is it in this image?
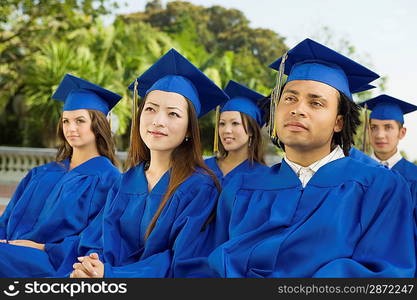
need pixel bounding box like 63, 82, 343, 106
0, 169, 35, 239
103, 179, 219, 278
44, 176, 121, 277
209, 169, 415, 278
312, 172, 415, 277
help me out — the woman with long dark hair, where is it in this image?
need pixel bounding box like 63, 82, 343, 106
71, 49, 228, 278
205, 80, 269, 187
0, 74, 122, 277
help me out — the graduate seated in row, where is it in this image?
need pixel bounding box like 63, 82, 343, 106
0, 74, 122, 277
359, 94, 417, 276
203, 38, 416, 278
359, 94, 417, 202
205, 80, 270, 187
70, 48, 227, 278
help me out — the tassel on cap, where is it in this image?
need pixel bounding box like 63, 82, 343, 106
362, 103, 368, 153
269, 52, 288, 142
130, 79, 139, 144
213, 105, 220, 154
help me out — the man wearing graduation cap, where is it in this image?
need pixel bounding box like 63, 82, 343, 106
360, 94, 417, 172
360, 95, 417, 274
205, 38, 415, 277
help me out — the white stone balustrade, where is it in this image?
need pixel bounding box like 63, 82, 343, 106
0, 146, 127, 184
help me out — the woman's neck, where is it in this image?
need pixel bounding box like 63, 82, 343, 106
148, 150, 171, 175
218, 146, 249, 176
70, 145, 100, 169
145, 150, 172, 191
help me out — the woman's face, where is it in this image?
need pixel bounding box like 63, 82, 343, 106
219, 111, 250, 152
62, 109, 96, 149
139, 90, 189, 153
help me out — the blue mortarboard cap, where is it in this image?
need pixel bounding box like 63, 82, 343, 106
128, 48, 229, 117
359, 94, 417, 123
52, 74, 122, 115
269, 38, 379, 98
352, 84, 376, 93
221, 80, 266, 126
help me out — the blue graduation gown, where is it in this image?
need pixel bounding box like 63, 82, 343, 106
204, 157, 269, 186
96, 163, 219, 277
0, 156, 120, 277
391, 158, 417, 277
348, 147, 381, 167
207, 157, 415, 277
392, 158, 417, 205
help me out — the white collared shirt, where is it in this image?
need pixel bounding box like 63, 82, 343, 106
371, 149, 403, 169
284, 146, 345, 188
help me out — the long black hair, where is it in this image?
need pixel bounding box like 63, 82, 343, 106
258, 86, 360, 156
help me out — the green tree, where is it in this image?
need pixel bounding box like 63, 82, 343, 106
120, 1, 287, 154
0, 0, 118, 145
6, 17, 178, 149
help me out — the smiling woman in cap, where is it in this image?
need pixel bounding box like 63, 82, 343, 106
204, 80, 270, 187
0, 74, 122, 277
71, 48, 229, 278
203, 38, 415, 278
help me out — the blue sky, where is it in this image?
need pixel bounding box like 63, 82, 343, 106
113, 0, 417, 160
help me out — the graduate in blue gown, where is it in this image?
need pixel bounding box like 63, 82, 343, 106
204, 38, 415, 278
359, 94, 417, 276
358, 94, 417, 200
70, 48, 228, 278
205, 80, 269, 187
0, 74, 122, 277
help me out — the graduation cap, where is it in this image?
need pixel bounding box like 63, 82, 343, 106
52, 74, 122, 116
212, 80, 266, 153
269, 38, 379, 99
221, 80, 266, 126
352, 84, 376, 94
359, 94, 417, 123
267, 38, 379, 141
128, 48, 229, 118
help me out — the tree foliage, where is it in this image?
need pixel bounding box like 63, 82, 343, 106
0, 0, 288, 152
2, 0, 398, 161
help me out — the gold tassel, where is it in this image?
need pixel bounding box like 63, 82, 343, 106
130, 79, 139, 143
362, 103, 368, 153
107, 110, 112, 132
213, 105, 220, 155
269, 52, 288, 141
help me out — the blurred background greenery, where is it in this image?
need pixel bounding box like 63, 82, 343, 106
2, 0, 403, 160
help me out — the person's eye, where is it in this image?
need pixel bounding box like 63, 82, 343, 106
232, 122, 240, 126
169, 112, 180, 118
311, 101, 323, 108
144, 107, 155, 112
219, 122, 225, 126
